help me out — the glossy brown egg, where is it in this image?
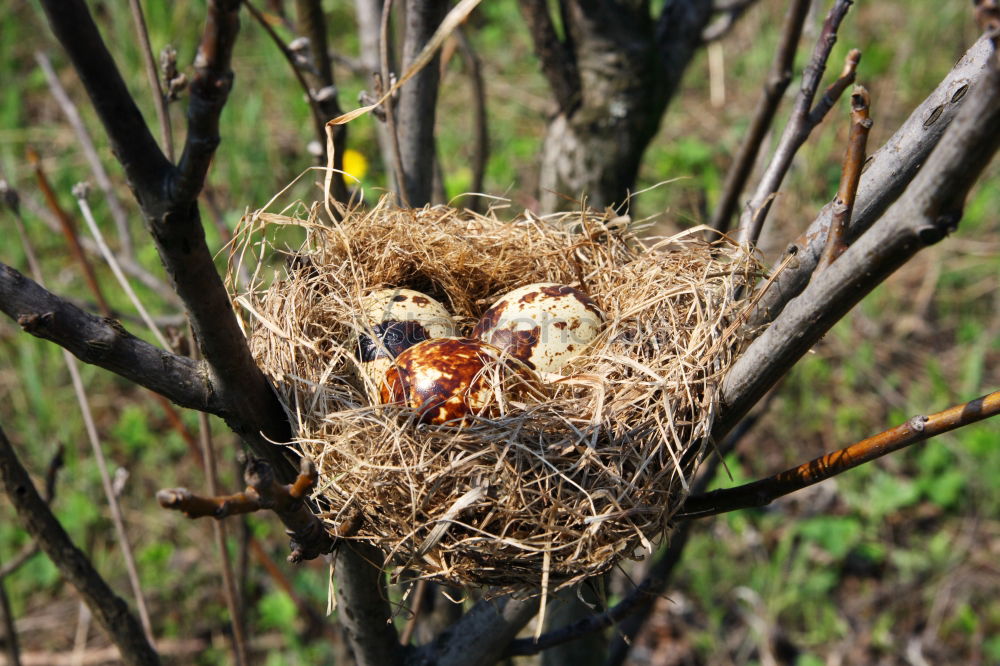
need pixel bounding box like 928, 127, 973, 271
380, 337, 539, 424
472, 283, 604, 374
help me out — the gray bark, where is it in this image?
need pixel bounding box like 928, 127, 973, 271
536, 0, 714, 213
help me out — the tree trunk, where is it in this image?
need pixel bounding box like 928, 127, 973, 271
536, 0, 714, 213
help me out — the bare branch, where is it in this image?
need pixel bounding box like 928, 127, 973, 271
128, 0, 174, 161
0, 561, 19, 666
816, 85, 871, 270
243, 1, 331, 147
684, 390, 1000, 518
380, 0, 411, 206
455, 28, 489, 212
748, 35, 996, 328
737, 0, 856, 246
397, 0, 450, 206
24, 149, 111, 317
414, 595, 539, 666
518, 0, 581, 114
701, 0, 761, 43
335, 542, 404, 666
37, 0, 296, 477
720, 41, 1000, 434
0, 424, 161, 666
293, 0, 349, 202
0, 262, 217, 414
171, 0, 241, 201
158, 458, 336, 563
0, 446, 64, 581
711, 0, 810, 234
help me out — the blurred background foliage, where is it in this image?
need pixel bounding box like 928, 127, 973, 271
0, 0, 997, 663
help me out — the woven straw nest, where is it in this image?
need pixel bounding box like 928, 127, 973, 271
231, 196, 760, 596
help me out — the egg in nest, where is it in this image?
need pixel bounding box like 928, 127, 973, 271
472, 283, 604, 375
380, 337, 541, 424
355, 288, 457, 391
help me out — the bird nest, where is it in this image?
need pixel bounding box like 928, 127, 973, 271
230, 196, 760, 595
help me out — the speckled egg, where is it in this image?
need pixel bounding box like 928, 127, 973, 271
472, 283, 604, 374
380, 337, 539, 424
356, 288, 458, 389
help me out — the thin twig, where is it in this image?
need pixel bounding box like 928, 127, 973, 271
0, 445, 65, 581
395, 0, 449, 206
0, 553, 21, 666
710, 0, 810, 234
127, 0, 174, 161
684, 390, 1000, 518
24, 149, 111, 316
0, 426, 160, 665
737, 0, 857, 246
157, 457, 336, 563
201, 414, 249, 665
11, 215, 156, 649
454, 28, 488, 213
73, 185, 170, 348
817, 85, 871, 271
745, 35, 995, 330
719, 40, 1000, 436
34, 51, 136, 259
243, 0, 334, 164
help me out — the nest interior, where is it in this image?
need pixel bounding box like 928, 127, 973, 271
233, 197, 759, 595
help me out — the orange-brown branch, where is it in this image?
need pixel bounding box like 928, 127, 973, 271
680, 389, 1000, 518
818, 85, 872, 271
157, 457, 337, 563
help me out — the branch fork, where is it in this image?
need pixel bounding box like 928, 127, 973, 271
158, 457, 336, 563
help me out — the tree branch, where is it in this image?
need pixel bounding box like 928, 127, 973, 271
158, 457, 336, 563
0, 262, 217, 414
737, 0, 856, 246
396, 0, 450, 206
36, 0, 296, 478
816, 85, 871, 271
518, 0, 581, 114
36, 0, 171, 197
684, 390, 1000, 518
0, 424, 160, 666
748, 35, 996, 327
710, 0, 810, 234
293, 0, 349, 202
335, 542, 404, 666
0, 445, 64, 581
414, 595, 540, 665
172, 0, 241, 202
719, 39, 1000, 434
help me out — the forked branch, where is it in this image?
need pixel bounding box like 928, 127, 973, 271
737, 0, 857, 245
158, 457, 337, 563
711, 0, 810, 234
720, 36, 1000, 434
747, 35, 995, 329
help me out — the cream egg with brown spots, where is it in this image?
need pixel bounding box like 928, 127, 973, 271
472, 283, 604, 375
380, 338, 540, 424
355, 288, 458, 392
